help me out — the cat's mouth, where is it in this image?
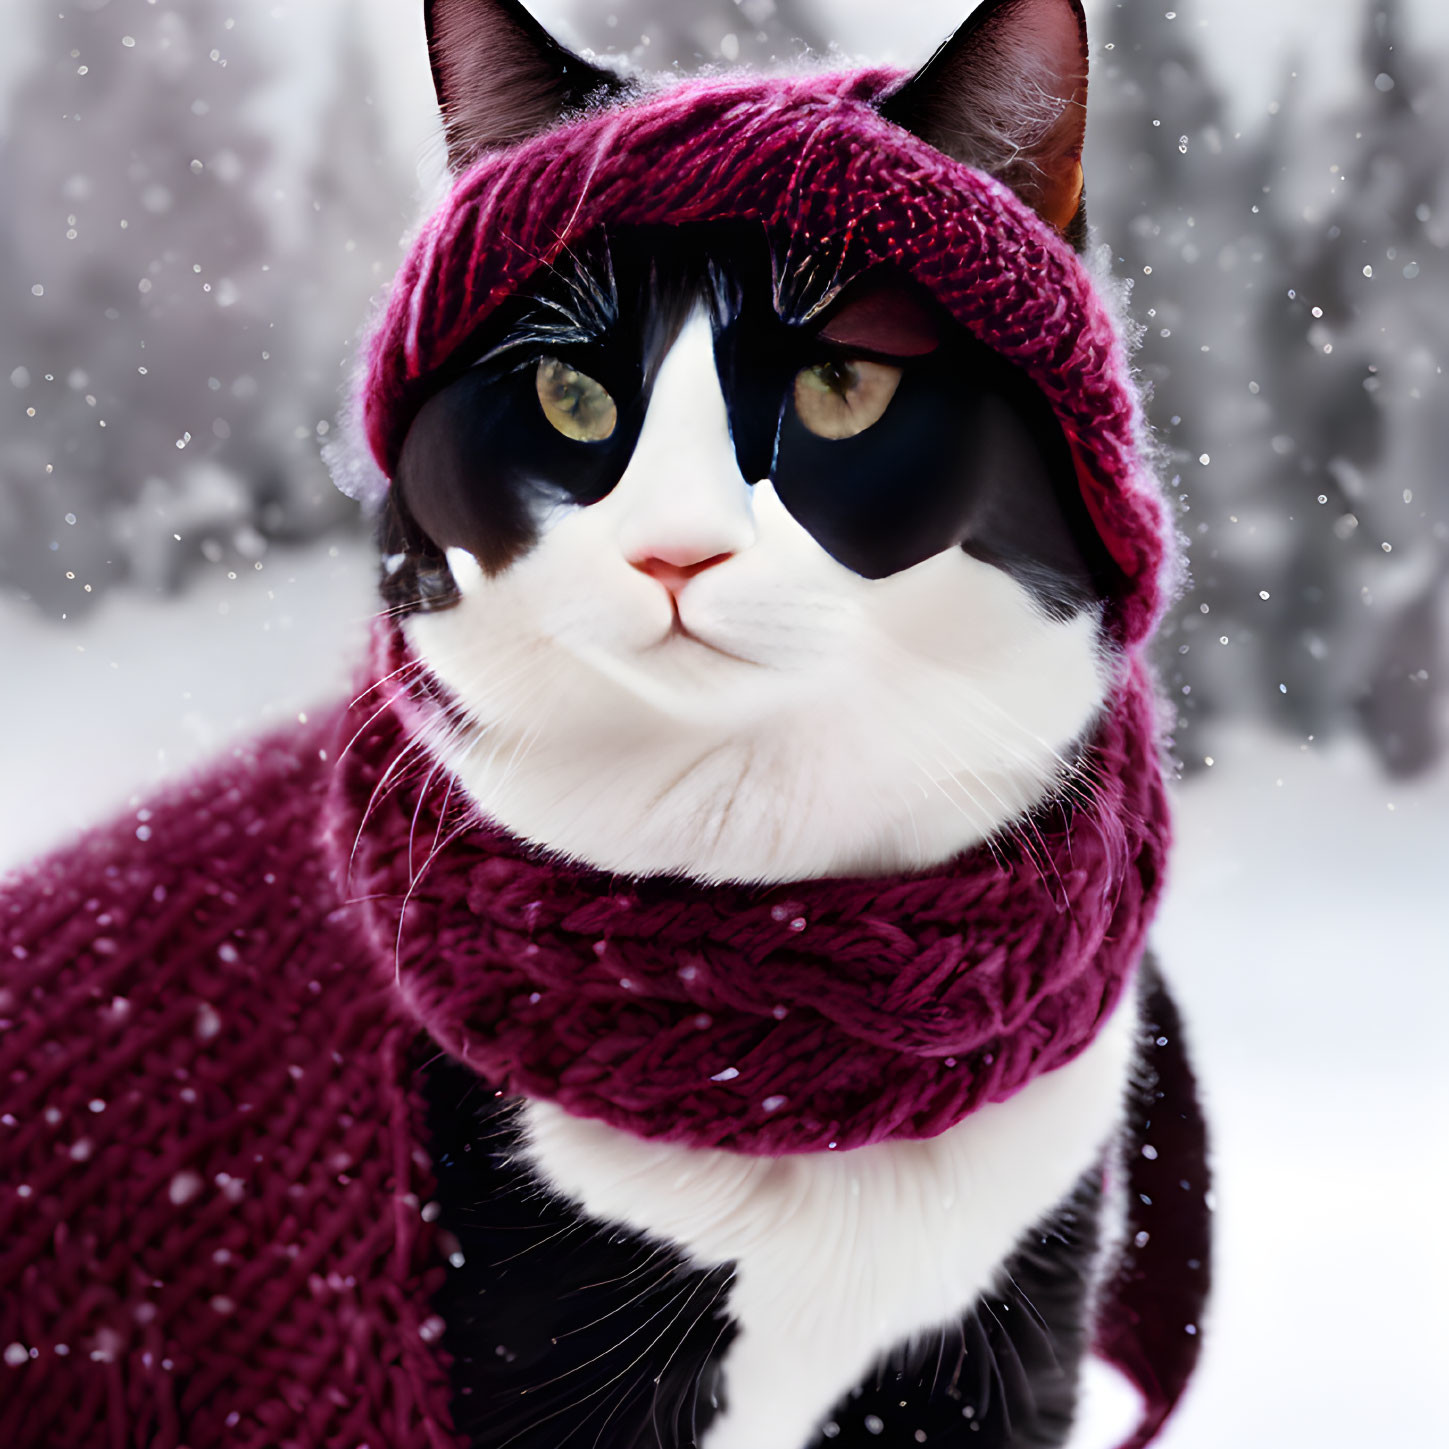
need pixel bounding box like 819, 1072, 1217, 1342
654, 615, 759, 667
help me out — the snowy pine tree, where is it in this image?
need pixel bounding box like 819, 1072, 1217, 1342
1253, 0, 1448, 773
257, 16, 414, 548
0, 0, 299, 612
1091, 0, 1448, 774
1087, 0, 1285, 766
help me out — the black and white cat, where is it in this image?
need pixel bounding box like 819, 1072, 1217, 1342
358, 3, 1198, 1447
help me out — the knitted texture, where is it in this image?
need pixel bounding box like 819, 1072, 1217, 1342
342, 634, 1171, 1155
363, 69, 1177, 646
0, 723, 458, 1449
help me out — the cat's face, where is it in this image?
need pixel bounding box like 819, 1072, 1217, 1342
387, 226, 1115, 882
378, 0, 1110, 883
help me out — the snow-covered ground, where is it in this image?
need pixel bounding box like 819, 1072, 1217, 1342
2, 543, 1446, 1446
0, 541, 379, 868
1083, 728, 1449, 1448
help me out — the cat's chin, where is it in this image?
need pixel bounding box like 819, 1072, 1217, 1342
652, 619, 762, 667
418, 666, 1105, 885
403, 581, 1112, 883
432, 724, 1083, 884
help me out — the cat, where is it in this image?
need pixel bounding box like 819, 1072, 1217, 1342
0, 3, 1208, 1447
359, 3, 1206, 1449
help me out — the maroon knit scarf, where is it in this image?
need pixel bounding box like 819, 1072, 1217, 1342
332, 640, 1170, 1156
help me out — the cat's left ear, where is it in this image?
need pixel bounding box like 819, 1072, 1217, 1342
425, 0, 628, 173
880, 0, 1090, 247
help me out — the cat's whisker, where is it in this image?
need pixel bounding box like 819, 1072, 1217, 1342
392, 817, 477, 987
449, 657, 567, 797
370, 597, 433, 624
577, 1273, 736, 1449
979, 1298, 1040, 1430
958, 687, 1102, 809
492, 720, 548, 799
905, 753, 1010, 873
551, 1256, 684, 1342
650, 1288, 736, 1448
336, 688, 420, 768
491, 1271, 707, 1410
999, 1272, 1066, 1373
603, 1272, 734, 1449
893, 703, 1065, 892
347, 734, 434, 887
427, 771, 463, 864
348, 652, 427, 712
905, 677, 1100, 830
406, 754, 454, 873
564, 1246, 682, 1300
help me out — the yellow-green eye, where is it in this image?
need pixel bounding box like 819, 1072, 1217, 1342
792, 358, 903, 440
536, 357, 617, 442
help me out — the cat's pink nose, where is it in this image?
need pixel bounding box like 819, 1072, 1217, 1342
630, 552, 733, 596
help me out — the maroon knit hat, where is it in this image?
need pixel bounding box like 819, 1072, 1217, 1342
361, 68, 1177, 647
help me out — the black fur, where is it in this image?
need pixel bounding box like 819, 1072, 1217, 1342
419, 1060, 738, 1449
801, 1173, 1102, 1449
420, 1055, 1106, 1449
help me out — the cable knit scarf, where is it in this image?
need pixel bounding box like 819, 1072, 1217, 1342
340, 641, 1171, 1156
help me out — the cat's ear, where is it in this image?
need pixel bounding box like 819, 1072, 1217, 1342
880, 0, 1090, 245
425, 0, 628, 172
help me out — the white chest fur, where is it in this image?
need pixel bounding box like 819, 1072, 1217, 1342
521, 1003, 1133, 1449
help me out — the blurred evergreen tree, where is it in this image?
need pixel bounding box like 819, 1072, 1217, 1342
259, 16, 414, 548
0, 0, 291, 612
1090, 0, 1447, 775
1253, 0, 1447, 774
1087, 0, 1282, 767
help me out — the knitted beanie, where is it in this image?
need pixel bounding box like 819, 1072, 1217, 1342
360, 68, 1178, 646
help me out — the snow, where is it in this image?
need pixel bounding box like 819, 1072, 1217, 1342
0, 540, 376, 869
1, 540, 1446, 1445
1076, 723, 1449, 1448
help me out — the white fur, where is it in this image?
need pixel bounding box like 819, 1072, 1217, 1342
406, 308, 1114, 884
522, 1003, 1133, 1449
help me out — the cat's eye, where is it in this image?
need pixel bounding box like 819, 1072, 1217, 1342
535, 357, 617, 442
792, 358, 903, 440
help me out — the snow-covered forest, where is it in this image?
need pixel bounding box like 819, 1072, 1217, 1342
1092, 0, 1449, 778
0, 3, 1445, 1445
0, 0, 406, 605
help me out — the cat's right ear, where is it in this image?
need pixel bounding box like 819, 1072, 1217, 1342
425, 0, 628, 172
880, 0, 1091, 248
